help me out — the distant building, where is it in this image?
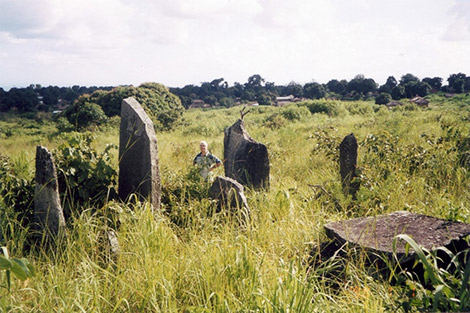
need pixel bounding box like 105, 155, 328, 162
188, 99, 211, 109
275, 95, 295, 106
444, 93, 456, 98
410, 96, 430, 107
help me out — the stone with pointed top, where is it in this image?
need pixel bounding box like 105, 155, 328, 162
224, 119, 269, 189
34, 145, 66, 239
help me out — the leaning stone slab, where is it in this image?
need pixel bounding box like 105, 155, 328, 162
209, 176, 250, 213
325, 211, 470, 264
339, 133, 359, 197
224, 119, 269, 189
119, 97, 161, 210
34, 146, 66, 239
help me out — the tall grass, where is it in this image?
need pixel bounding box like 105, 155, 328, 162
0, 98, 469, 311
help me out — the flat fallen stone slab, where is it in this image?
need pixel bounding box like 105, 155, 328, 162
325, 211, 470, 262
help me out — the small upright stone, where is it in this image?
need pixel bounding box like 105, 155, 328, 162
34, 146, 66, 238
339, 133, 359, 196
119, 97, 161, 210
224, 119, 269, 189
209, 176, 250, 212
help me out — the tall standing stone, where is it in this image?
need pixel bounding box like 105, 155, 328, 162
34, 146, 66, 239
224, 119, 269, 189
119, 97, 161, 210
339, 133, 359, 196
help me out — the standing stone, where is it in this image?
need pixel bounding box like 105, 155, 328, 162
119, 97, 161, 210
224, 119, 269, 189
339, 133, 359, 196
34, 146, 66, 239
209, 176, 250, 213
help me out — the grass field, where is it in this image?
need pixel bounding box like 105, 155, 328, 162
0, 95, 469, 311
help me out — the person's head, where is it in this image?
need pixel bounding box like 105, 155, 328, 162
200, 141, 208, 154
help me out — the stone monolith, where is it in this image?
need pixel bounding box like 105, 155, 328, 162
224, 119, 269, 189
339, 133, 359, 196
119, 97, 161, 210
34, 145, 66, 238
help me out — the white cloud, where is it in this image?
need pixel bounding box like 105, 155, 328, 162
0, 0, 469, 88
442, 0, 470, 41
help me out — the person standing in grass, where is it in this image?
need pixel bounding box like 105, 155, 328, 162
193, 141, 222, 181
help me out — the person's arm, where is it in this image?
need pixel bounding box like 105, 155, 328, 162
209, 155, 222, 171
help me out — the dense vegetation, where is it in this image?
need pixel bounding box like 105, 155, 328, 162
169, 73, 470, 108
1, 72, 469, 114
0, 94, 469, 311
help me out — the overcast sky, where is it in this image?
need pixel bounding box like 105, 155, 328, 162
0, 0, 469, 89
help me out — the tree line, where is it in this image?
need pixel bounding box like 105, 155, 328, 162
0, 72, 469, 114
0, 84, 114, 113
170, 73, 470, 108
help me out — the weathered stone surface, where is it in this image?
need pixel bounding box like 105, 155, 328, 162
119, 97, 161, 210
325, 211, 470, 263
107, 230, 120, 255
224, 119, 269, 189
339, 133, 359, 196
34, 146, 66, 238
209, 176, 250, 212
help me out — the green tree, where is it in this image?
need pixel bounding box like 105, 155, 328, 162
391, 85, 405, 100
219, 97, 234, 107
422, 77, 442, 90
326, 79, 347, 95
447, 73, 467, 93
303, 82, 326, 99
400, 73, 420, 85
385, 76, 398, 88
375, 93, 392, 105
285, 81, 303, 97
70, 83, 184, 131
257, 92, 276, 105
65, 101, 108, 130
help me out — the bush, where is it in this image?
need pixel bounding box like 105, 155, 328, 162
391, 235, 470, 312
299, 100, 347, 117
64, 101, 108, 131
375, 93, 392, 105
54, 133, 118, 216
280, 105, 311, 121
263, 114, 287, 129
69, 83, 184, 131
0, 154, 34, 228
55, 116, 74, 132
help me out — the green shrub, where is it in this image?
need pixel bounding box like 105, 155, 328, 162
375, 93, 392, 105
54, 133, 118, 216
64, 101, 108, 131
298, 100, 347, 117
391, 235, 470, 312
55, 116, 74, 132
263, 113, 287, 129
71, 83, 184, 131
343, 101, 375, 115
0, 154, 34, 228
280, 105, 311, 121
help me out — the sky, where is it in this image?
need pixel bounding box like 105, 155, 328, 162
0, 0, 469, 89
